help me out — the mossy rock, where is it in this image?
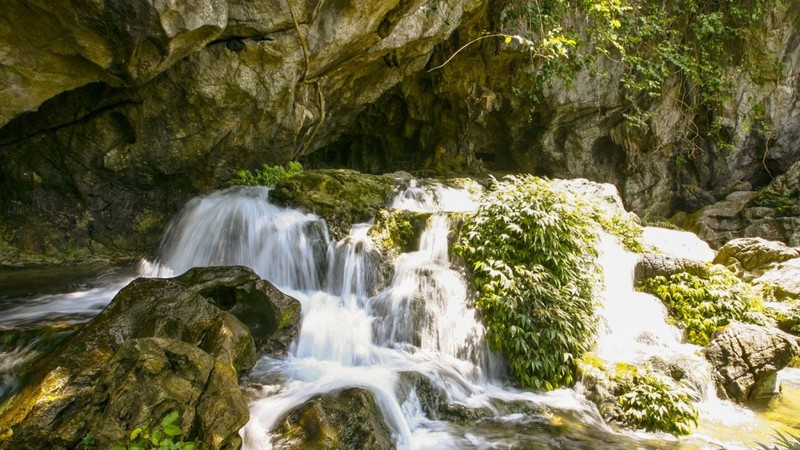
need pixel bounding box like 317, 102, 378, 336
270, 169, 398, 240
369, 209, 432, 258
272, 387, 394, 450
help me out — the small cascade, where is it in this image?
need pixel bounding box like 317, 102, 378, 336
370, 214, 487, 367
390, 180, 479, 213
151, 186, 329, 290
593, 233, 717, 400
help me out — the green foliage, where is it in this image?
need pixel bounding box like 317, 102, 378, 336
502, 0, 779, 156
111, 411, 195, 450
235, 161, 303, 186
770, 303, 800, 335
754, 189, 797, 216
640, 267, 767, 346
455, 175, 601, 389
756, 431, 800, 450
610, 371, 698, 435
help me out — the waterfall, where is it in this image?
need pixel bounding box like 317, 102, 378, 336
5, 179, 796, 449
151, 186, 329, 291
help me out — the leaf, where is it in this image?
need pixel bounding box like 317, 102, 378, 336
161, 411, 180, 427
504, 36, 512, 44
163, 423, 182, 437
130, 427, 143, 441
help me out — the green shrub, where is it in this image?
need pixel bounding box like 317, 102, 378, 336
455, 175, 601, 389
640, 266, 767, 346
754, 190, 797, 216
770, 303, 800, 336
610, 371, 698, 435
111, 411, 195, 450
235, 161, 303, 186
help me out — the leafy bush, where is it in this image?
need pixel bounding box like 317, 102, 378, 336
770, 302, 800, 336
455, 175, 601, 389
754, 189, 797, 216
640, 266, 767, 346
111, 411, 195, 450
610, 371, 698, 435
235, 161, 303, 186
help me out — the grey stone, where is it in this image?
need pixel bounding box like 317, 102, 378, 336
703, 322, 800, 402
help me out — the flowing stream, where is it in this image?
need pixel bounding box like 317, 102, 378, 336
1, 182, 798, 448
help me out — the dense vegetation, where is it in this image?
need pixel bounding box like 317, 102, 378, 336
235, 161, 304, 186
609, 370, 698, 435
455, 176, 647, 389
640, 266, 768, 345
503, 0, 779, 154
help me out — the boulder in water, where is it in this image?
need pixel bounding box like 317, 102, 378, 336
271, 387, 394, 450
703, 322, 800, 402
0, 265, 300, 449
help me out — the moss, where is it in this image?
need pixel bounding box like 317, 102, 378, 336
270, 169, 398, 240
368, 209, 431, 257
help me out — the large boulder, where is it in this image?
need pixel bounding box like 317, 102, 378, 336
703, 322, 800, 402
271, 388, 394, 450
713, 237, 800, 276
0, 265, 301, 449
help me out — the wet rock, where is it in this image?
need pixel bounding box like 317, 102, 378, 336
270, 169, 399, 240
703, 322, 800, 402
272, 387, 394, 450
0, 265, 300, 449
633, 253, 710, 286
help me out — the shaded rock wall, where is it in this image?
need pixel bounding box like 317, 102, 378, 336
1, 0, 800, 261
315, 1, 800, 233
0, 0, 483, 261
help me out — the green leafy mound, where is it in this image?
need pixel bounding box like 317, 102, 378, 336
770, 302, 800, 336
455, 175, 603, 389
610, 371, 698, 436
235, 161, 304, 186
640, 266, 768, 346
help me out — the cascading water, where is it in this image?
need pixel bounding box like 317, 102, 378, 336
3, 180, 798, 449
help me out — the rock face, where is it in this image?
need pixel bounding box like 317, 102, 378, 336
1, 0, 800, 261
0, 265, 301, 449
271, 388, 394, 450
683, 161, 800, 247
713, 237, 800, 301
703, 322, 800, 402
0, 0, 482, 261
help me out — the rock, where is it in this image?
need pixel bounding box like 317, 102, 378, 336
714, 237, 800, 274
634, 253, 710, 285
174, 266, 302, 356
271, 388, 394, 450
0, 0, 479, 261
0, 0, 228, 127
753, 259, 800, 301
270, 169, 399, 240
0, 265, 300, 449
703, 322, 800, 402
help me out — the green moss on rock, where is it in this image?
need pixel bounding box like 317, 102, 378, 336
368, 209, 431, 258
270, 169, 398, 240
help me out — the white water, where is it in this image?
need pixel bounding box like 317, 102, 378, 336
3, 182, 796, 448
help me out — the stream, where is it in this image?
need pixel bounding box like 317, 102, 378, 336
1, 181, 798, 449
